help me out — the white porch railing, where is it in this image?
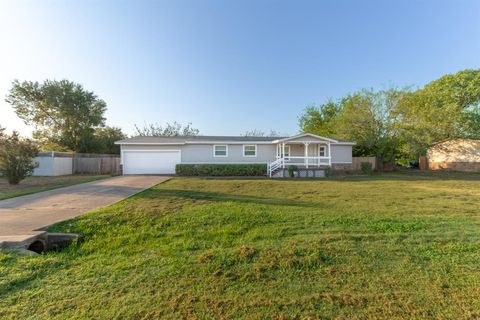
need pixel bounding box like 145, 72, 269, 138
280, 156, 331, 167
268, 158, 284, 177
268, 156, 331, 177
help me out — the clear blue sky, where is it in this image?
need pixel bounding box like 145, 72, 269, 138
1, 0, 479, 136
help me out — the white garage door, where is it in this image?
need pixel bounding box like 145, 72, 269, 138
123, 150, 181, 174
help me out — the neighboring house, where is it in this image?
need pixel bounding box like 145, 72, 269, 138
427, 139, 480, 172
115, 133, 355, 176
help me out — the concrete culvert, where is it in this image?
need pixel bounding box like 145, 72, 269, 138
27, 240, 45, 254
46, 233, 79, 251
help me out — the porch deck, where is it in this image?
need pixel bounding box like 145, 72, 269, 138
271, 166, 328, 178
267, 156, 331, 177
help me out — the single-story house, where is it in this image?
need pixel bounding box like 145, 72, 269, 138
115, 133, 355, 177
427, 139, 480, 172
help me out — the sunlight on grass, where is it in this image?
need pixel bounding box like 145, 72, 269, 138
1, 173, 480, 319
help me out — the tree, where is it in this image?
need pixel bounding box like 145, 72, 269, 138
0, 131, 39, 185
6, 79, 107, 153
339, 88, 407, 163
134, 122, 199, 136
242, 129, 281, 137
299, 88, 409, 164
91, 126, 127, 154
298, 100, 341, 138
395, 69, 480, 158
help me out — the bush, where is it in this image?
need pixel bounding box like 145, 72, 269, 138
360, 162, 373, 174
324, 166, 331, 177
176, 163, 267, 176
0, 131, 39, 185
287, 165, 298, 178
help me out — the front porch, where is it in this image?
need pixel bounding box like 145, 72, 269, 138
268, 135, 333, 177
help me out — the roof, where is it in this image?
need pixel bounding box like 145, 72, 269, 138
115, 135, 286, 145
115, 133, 355, 145
273, 133, 339, 143
428, 138, 480, 148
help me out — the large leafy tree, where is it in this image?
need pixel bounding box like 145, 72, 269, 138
0, 131, 39, 185
91, 126, 127, 154
298, 100, 341, 138
134, 122, 199, 137
299, 69, 480, 164
6, 79, 107, 153
395, 69, 480, 158
299, 88, 408, 163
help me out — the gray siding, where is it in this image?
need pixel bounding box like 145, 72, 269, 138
121, 143, 351, 164
330, 145, 352, 163
121, 144, 276, 164
182, 144, 276, 163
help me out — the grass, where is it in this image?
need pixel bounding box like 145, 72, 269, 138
0, 175, 109, 200
1, 172, 480, 319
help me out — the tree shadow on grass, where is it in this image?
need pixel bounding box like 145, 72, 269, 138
143, 188, 322, 208
175, 171, 480, 183
326, 171, 480, 182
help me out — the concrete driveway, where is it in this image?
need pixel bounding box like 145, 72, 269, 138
0, 175, 169, 245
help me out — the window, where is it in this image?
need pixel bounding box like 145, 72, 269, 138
319, 146, 326, 157
243, 145, 257, 157
277, 145, 290, 158
213, 145, 228, 157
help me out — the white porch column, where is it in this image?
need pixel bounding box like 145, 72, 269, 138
328, 141, 331, 166
282, 143, 285, 168
317, 143, 320, 167
304, 142, 309, 168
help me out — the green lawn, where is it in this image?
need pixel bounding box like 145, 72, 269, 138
1, 173, 480, 319
0, 175, 109, 200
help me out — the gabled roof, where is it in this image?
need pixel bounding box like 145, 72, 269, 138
272, 133, 355, 145
272, 133, 338, 143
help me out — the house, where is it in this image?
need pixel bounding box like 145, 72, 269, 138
114, 133, 355, 177
427, 139, 480, 172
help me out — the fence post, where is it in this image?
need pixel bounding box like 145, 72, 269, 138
419, 156, 428, 171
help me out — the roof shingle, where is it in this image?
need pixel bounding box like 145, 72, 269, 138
115, 135, 286, 144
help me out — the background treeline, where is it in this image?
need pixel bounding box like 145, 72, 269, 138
4, 80, 200, 154
298, 69, 480, 165
4, 69, 480, 160
5, 80, 126, 154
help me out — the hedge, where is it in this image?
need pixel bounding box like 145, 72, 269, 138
176, 163, 267, 176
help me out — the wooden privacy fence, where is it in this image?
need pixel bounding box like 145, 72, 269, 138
73, 153, 121, 175
33, 152, 120, 176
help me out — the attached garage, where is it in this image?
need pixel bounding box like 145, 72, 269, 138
122, 150, 181, 174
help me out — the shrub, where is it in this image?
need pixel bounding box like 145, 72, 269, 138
0, 131, 39, 185
287, 165, 298, 178
324, 166, 331, 177
176, 163, 267, 176
360, 162, 373, 174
